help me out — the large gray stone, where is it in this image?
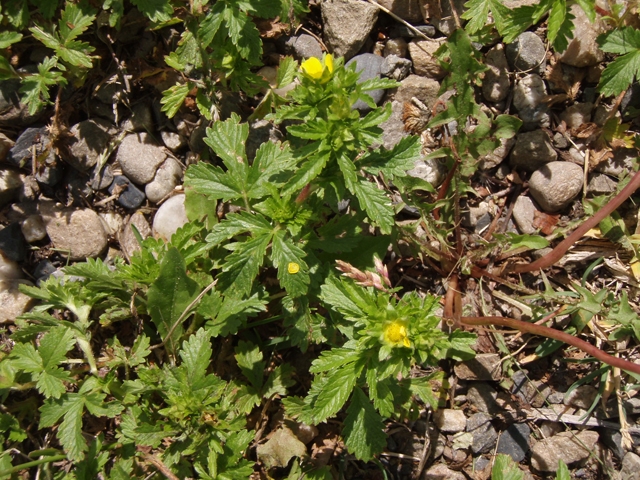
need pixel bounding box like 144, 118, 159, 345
67, 119, 112, 172
408, 38, 446, 79
529, 161, 583, 213
483, 44, 511, 103
321, 0, 378, 59
512, 74, 550, 129
509, 130, 557, 172
506, 32, 546, 74
558, 4, 604, 67
531, 430, 598, 472
40, 202, 108, 260
116, 132, 167, 185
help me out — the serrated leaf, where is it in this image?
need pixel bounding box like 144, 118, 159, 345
59, 4, 96, 43
160, 83, 189, 118
235, 340, 265, 390
205, 211, 272, 245
343, 387, 386, 461
185, 162, 243, 202
148, 247, 200, 355
39, 326, 76, 369
360, 135, 422, 179
282, 150, 330, 197
204, 114, 249, 176
263, 363, 295, 398
601, 57, 640, 97
366, 370, 395, 418
130, 0, 173, 23
311, 362, 358, 423
276, 56, 298, 87
11, 343, 43, 372
309, 348, 359, 374
40, 395, 87, 461
179, 328, 212, 386
353, 179, 394, 234
462, 0, 492, 34
218, 233, 272, 296
0, 31, 22, 49
246, 141, 295, 198
271, 230, 309, 298
491, 453, 525, 480
198, 6, 225, 47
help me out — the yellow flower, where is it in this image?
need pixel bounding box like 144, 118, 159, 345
287, 262, 300, 274
300, 54, 334, 82
382, 320, 411, 348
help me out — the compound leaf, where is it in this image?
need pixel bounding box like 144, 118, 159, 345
343, 387, 386, 461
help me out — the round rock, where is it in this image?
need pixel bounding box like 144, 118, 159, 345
40, 202, 108, 260
483, 44, 511, 102
286, 34, 323, 60
67, 119, 112, 172
116, 132, 167, 185
109, 175, 146, 210
509, 129, 557, 172
21, 214, 47, 243
529, 161, 584, 213
145, 157, 183, 203
408, 38, 446, 79
512, 74, 550, 129
119, 212, 151, 260
506, 32, 546, 74
0, 280, 36, 323
153, 194, 188, 241
531, 430, 598, 472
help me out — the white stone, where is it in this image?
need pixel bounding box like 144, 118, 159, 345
0, 252, 23, 281
21, 215, 47, 243
145, 157, 183, 203
99, 212, 124, 236
153, 194, 189, 242
0, 280, 35, 323
433, 409, 467, 433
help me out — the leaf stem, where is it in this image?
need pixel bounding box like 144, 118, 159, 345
460, 316, 640, 376
0, 454, 67, 476
512, 168, 640, 274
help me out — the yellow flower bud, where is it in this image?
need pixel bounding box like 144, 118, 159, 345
300, 57, 323, 79
300, 54, 334, 82
287, 262, 300, 274
382, 320, 411, 348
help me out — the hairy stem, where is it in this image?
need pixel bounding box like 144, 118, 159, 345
513, 168, 640, 274
460, 316, 640, 376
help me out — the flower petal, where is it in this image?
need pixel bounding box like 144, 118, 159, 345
301, 57, 323, 79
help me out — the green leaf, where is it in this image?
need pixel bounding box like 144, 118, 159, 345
19, 56, 67, 115
147, 247, 200, 355
0, 31, 22, 49
204, 114, 249, 178
246, 141, 296, 198
309, 348, 360, 374
360, 135, 422, 179
40, 394, 87, 461
282, 150, 330, 197
343, 387, 386, 461
160, 83, 190, 118
503, 233, 549, 252
271, 230, 310, 298
130, 0, 173, 22
555, 459, 571, 480
179, 328, 212, 386
598, 27, 640, 97
59, 4, 96, 43
367, 370, 395, 418
39, 326, 76, 370
205, 211, 273, 246
491, 453, 525, 480
198, 6, 225, 47
235, 340, 265, 390
218, 233, 272, 296
462, 0, 492, 34
352, 179, 394, 234
311, 362, 359, 423
185, 162, 243, 202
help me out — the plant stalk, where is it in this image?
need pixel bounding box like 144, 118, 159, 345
460, 316, 640, 376
512, 168, 640, 273
0, 454, 67, 476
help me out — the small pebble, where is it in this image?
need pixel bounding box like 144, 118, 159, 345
529, 161, 583, 213
21, 215, 47, 243
109, 175, 146, 210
